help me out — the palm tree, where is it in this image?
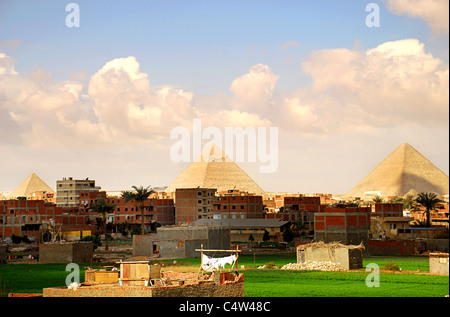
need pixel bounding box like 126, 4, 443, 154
415, 192, 443, 227
402, 194, 416, 211
372, 195, 384, 204
88, 198, 117, 250
122, 185, 155, 234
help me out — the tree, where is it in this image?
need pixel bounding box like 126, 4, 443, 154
122, 185, 155, 235
88, 198, 117, 250
415, 192, 443, 227
402, 194, 416, 211
389, 197, 403, 204
372, 195, 384, 204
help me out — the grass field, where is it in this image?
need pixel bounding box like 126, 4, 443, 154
1, 254, 448, 297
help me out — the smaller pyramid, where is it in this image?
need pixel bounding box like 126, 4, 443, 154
348, 143, 449, 197
8, 173, 55, 199
165, 143, 266, 196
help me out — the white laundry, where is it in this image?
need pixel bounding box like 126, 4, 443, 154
202, 254, 236, 271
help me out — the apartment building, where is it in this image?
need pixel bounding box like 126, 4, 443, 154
265, 196, 323, 229
212, 190, 264, 219
56, 177, 101, 207
0, 199, 92, 238
109, 196, 175, 227
175, 188, 217, 224
79, 191, 175, 228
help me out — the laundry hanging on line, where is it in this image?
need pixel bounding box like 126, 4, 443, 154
202, 254, 236, 271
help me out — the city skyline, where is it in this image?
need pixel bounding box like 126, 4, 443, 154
0, 0, 448, 194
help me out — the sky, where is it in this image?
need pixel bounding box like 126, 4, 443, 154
0, 0, 448, 195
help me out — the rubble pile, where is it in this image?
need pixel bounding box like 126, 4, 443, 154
280, 261, 345, 272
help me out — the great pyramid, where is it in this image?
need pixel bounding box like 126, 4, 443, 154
8, 173, 56, 199
348, 143, 449, 198
165, 143, 266, 196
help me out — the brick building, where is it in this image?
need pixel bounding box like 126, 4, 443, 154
265, 196, 323, 229
370, 203, 414, 240
79, 191, 175, 228
175, 188, 217, 224
0, 199, 94, 239
110, 196, 175, 227
212, 190, 264, 219
314, 205, 371, 247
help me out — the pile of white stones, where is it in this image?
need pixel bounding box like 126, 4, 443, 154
280, 261, 345, 272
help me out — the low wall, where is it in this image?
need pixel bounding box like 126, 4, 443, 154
133, 227, 231, 259
368, 240, 417, 255
39, 242, 93, 263
368, 239, 449, 255
43, 280, 244, 297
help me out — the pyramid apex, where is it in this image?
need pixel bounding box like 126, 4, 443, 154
197, 143, 230, 162
397, 142, 414, 150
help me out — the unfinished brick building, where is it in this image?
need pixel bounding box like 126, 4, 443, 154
314, 205, 371, 248
265, 196, 323, 229
175, 188, 217, 224
0, 199, 95, 239
212, 190, 264, 219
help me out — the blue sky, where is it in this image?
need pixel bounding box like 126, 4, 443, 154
1, 0, 442, 91
0, 1, 448, 194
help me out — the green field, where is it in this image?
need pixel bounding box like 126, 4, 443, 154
1, 254, 448, 297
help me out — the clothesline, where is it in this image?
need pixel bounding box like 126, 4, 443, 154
201, 254, 237, 272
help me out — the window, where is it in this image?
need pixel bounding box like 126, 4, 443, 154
240, 205, 244, 209
232, 206, 236, 210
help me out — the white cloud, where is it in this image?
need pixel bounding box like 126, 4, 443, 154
0, 38, 448, 149
229, 63, 279, 111
299, 38, 449, 130
0, 54, 197, 148
385, 0, 449, 34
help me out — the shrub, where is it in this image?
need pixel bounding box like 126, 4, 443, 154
264, 261, 277, 269
383, 262, 400, 271
80, 234, 102, 249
